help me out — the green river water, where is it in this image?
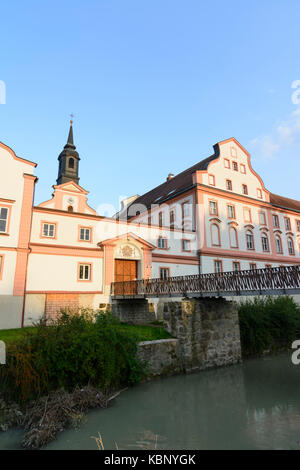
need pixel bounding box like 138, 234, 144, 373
1, 353, 300, 450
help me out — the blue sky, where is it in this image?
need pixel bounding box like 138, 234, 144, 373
1, 0, 300, 214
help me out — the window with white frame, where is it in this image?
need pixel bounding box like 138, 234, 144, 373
227, 205, 235, 219
285, 217, 291, 231
257, 189, 262, 199
275, 236, 282, 254
232, 162, 238, 171
0, 207, 9, 233
170, 210, 175, 227
250, 263, 257, 271
226, 179, 232, 191
288, 237, 295, 255
233, 262, 240, 272
158, 237, 167, 249
160, 268, 169, 279
261, 233, 269, 252
240, 164, 246, 174
79, 227, 91, 241
229, 227, 238, 248
78, 264, 91, 281
242, 184, 248, 195
259, 212, 266, 225
246, 231, 254, 250
208, 174, 215, 186
182, 202, 190, 218
42, 223, 56, 238
273, 214, 279, 228
209, 201, 218, 216
214, 260, 222, 273
182, 239, 191, 251
159, 212, 163, 227
296, 220, 300, 232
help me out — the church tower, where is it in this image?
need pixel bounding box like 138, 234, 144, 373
57, 121, 80, 185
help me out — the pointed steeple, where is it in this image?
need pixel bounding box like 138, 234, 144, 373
57, 120, 80, 185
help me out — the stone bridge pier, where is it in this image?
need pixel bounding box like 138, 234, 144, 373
163, 298, 242, 373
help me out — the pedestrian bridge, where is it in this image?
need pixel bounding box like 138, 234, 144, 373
111, 265, 300, 299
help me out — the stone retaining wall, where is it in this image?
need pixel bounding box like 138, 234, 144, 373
137, 339, 183, 378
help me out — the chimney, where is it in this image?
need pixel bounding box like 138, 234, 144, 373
167, 173, 174, 181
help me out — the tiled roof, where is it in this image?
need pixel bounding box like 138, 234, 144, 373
126, 146, 220, 214
270, 193, 300, 213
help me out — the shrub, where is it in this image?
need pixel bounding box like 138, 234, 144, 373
0, 309, 146, 403
238, 296, 300, 357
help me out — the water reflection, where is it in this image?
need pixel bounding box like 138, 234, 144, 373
1, 354, 300, 450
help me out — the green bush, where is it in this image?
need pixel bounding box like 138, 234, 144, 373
238, 296, 300, 357
0, 310, 146, 403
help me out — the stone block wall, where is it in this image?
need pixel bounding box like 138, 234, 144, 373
163, 298, 242, 373
112, 299, 156, 325
137, 339, 183, 378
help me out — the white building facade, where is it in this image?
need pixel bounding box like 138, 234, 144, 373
0, 126, 299, 329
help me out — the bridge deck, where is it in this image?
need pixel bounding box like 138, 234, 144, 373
111, 265, 300, 299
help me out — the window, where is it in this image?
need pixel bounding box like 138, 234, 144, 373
158, 237, 167, 249
209, 201, 218, 216
232, 161, 238, 171
159, 212, 163, 227
79, 227, 91, 242
240, 164, 246, 174
78, 264, 91, 281
170, 210, 175, 228
182, 202, 190, 218
257, 188, 262, 199
211, 224, 221, 246
250, 263, 257, 271
42, 223, 56, 238
226, 179, 232, 191
246, 231, 254, 250
233, 262, 240, 272
259, 212, 266, 225
0, 207, 9, 233
229, 227, 238, 248
224, 159, 230, 169
148, 215, 152, 226
273, 215, 279, 228
67, 205, 74, 212
227, 205, 235, 219
261, 234, 269, 252
0, 255, 4, 280
160, 268, 169, 280
182, 239, 191, 252
288, 237, 295, 255
244, 208, 251, 222
208, 174, 215, 186
242, 184, 248, 195
68, 158, 75, 169
214, 260, 222, 273
275, 236, 282, 254
285, 217, 291, 231
297, 220, 300, 232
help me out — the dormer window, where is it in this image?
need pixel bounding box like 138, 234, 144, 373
68, 206, 74, 212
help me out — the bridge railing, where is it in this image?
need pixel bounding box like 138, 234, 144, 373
111, 265, 300, 297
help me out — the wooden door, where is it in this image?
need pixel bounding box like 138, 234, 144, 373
114, 259, 137, 295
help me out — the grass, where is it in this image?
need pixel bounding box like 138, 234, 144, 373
0, 323, 171, 344
0, 327, 37, 343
